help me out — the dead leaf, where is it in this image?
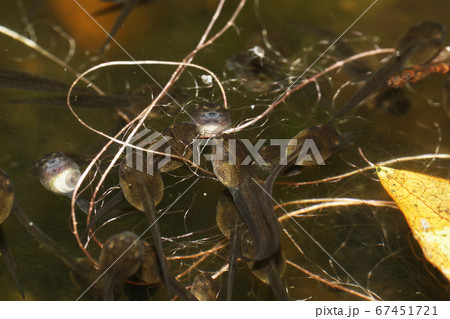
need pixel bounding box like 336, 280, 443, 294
376, 166, 450, 281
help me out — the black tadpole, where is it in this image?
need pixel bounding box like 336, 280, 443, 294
331, 21, 446, 122
216, 190, 241, 300
192, 103, 280, 260
254, 125, 340, 300
192, 103, 288, 299
0, 68, 83, 93
0, 227, 24, 299
262, 125, 340, 194
34, 152, 89, 214
0, 168, 25, 299
12, 202, 102, 298
98, 231, 144, 301
138, 175, 197, 300
97, 0, 139, 56
216, 189, 288, 300
83, 191, 125, 238
261, 125, 339, 233
211, 136, 281, 261
191, 274, 218, 301
119, 155, 197, 300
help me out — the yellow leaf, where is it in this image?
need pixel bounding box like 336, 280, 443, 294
376, 166, 450, 281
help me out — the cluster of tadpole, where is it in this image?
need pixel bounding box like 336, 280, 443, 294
1, 8, 449, 301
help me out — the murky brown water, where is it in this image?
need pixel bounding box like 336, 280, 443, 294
0, 0, 449, 300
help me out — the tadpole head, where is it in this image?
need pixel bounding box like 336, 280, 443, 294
135, 243, 161, 285
211, 137, 250, 188
34, 152, 81, 197
396, 21, 447, 65
247, 248, 286, 285
191, 273, 218, 301
290, 125, 340, 166
216, 189, 243, 239
318, 125, 341, 150
226, 51, 278, 93
156, 122, 197, 172
98, 231, 144, 280
119, 154, 164, 211
191, 103, 232, 136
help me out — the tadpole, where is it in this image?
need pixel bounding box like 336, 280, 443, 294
259, 126, 340, 176
12, 197, 160, 300
96, 0, 140, 56
191, 273, 218, 301
85, 123, 197, 236
190, 103, 287, 298
0, 67, 85, 94
226, 49, 283, 93
98, 231, 144, 301
0, 68, 166, 111
34, 152, 89, 213
119, 154, 197, 300
261, 125, 340, 229
151, 122, 198, 172
444, 77, 450, 119
191, 103, 232, 137
0, 169, 14, 225
374, 88, 410, 117
0, 169, 24, 299
191, 103, 281, 262
135, 243, 161, 285
332, 21, 446, 120
211, 136, 281, 262
216, 189, 288, 300
11, 199, 102, 299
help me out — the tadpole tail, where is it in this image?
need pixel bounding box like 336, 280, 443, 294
102, 273, 116, 301
12, 202, 81, 273
0, 225, 25, 299
167, 277, 198, 301
330, 55, 407, 123
74, 198, 90, 215
139, 181, 197, 301
230, 180, 280, 261
265, 255, 289, 301
330, 21, 447, 124
0, 67, 80, 93
92, 1, 124, 17
139, 183, 170, 289
62, 192, 91, 215
82, 191, 125, 238
226, 229, 239, 301
97, 0, 139, 56
261, 174, 289, 301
